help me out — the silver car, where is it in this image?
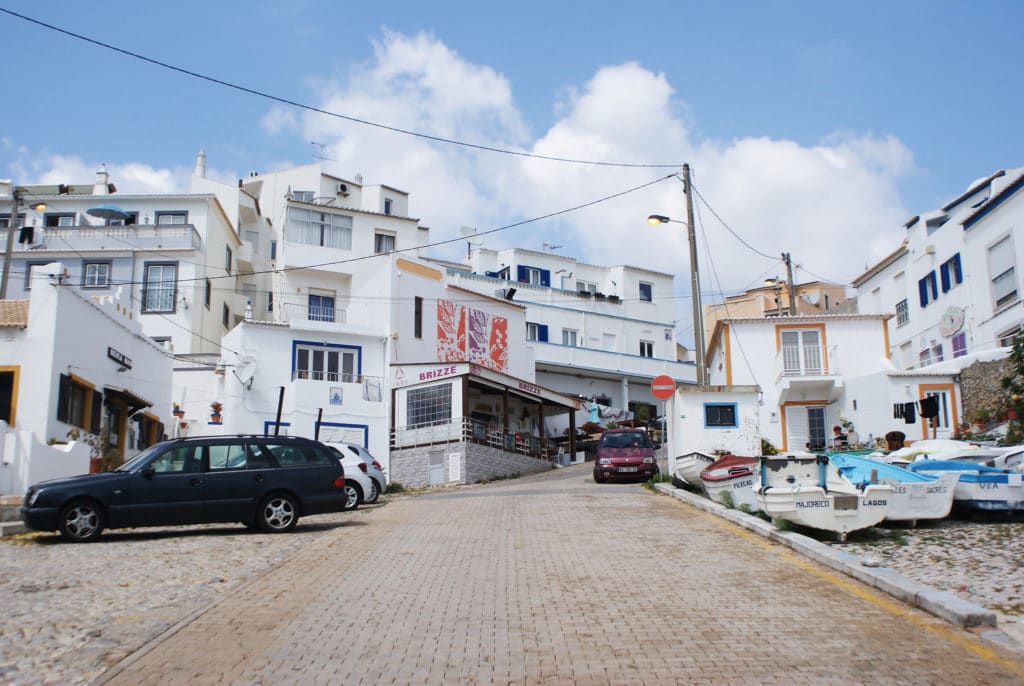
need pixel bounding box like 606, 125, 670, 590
333, 443, 387, 503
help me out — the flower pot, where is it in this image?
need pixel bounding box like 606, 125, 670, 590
89, 457, 102, 474
179, 421, 188, 430
172, 410, 185, 418
210, 414, 222, 423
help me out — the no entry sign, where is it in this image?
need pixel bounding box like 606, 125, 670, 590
651, 375, 676, 400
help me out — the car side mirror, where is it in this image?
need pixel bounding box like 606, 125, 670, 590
142, 465, 156, 478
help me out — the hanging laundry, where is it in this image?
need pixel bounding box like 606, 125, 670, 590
893, 403, 904, 419
919, 396, 940, 420
903, 402, 916, 424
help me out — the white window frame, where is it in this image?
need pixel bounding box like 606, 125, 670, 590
288, 207, 353, 250
374, 232, 395, 254
526, 323, 540, 341
989, 235, 1018, 309
83, 262, 111, 288
577, 280, 597, 294
639, 282, 653, 302
562, 329, 578, 347
523, 267, 542, 285
295, 344, 357, 382
639, 340, 654, 358
895, 299, 909, 327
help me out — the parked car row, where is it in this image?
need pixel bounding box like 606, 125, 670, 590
19, 435, 388, 542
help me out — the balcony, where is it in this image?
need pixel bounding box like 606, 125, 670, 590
278, 301, 347, 327
533, 341, 693, 383
26, 224, 203, 253
773, 344, 843, 402
289, 374, 386, 416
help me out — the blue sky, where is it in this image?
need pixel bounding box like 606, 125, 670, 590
2, 1, 1022, 337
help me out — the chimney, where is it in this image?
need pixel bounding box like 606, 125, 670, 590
194, 149, 207, 178
354, 173, 363, 185
93, 164, 110, 195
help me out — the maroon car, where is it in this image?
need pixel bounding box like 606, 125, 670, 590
593, 428, 658, 482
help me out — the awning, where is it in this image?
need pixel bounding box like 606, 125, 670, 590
104, 386, 153, 412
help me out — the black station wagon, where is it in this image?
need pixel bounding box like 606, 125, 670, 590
20, 435, 348, 542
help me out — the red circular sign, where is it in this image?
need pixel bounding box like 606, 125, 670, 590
651, 375, 676, 400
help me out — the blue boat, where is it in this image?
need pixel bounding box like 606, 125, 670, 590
831, 453, 957, 522
908, 460, 1024, 513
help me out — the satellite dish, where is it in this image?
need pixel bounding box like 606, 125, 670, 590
460, 226, 484, 245
803, 291, 820, 306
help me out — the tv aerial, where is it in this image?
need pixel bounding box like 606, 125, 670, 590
460, 226, 484, 258
542, 241, 563, 251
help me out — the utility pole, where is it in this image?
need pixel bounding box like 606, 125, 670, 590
0, 191, 20, 300
683, 164, 706, 386
783, 252, 796, 316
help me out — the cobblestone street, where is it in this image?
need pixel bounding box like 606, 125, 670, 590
2, 465, 1023, 684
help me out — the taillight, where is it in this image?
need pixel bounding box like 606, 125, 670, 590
358, 463, 368, 473
372, 460, 382, 470
333, 476, 345, 488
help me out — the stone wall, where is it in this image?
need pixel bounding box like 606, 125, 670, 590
959, 357, 1013, 422
390, 441, 551, 488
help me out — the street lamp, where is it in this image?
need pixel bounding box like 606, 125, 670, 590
1, 186, 46, 299
648, 163, 706, 386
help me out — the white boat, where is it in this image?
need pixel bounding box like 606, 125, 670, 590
831, 453, 958, 524
699, 454, 760, 512
908, 460, 1024, 513
883, 439, 1024, 471
673, 451, 716, 491
756, 454, 893, 541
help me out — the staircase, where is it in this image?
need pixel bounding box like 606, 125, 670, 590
0, 495, 26, 536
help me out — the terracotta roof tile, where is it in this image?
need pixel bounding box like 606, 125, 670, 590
0, 300, 29, 328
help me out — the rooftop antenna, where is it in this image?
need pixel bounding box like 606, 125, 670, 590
542, 242, 563, 251
310, 141, 333, 163
460, 226, 484, 259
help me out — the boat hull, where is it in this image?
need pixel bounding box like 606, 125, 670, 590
909, 461, 1024, 512
674, 452, 715, 490
756, 484, 892, 536
702, 473, 760, 512
876, 473, 959, 521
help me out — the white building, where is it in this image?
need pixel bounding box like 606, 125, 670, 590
439, 247, 693, 424
0, 262, 173, 494
854, 167, 1024, 369
0, 166, 247, 355
693, 313, 960, 452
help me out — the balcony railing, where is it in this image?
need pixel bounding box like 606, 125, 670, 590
774, 344, 839, 382
289, 373, 385, 402
30, 224, 203, 252
391, 416, 562, 460
279, 301, 347, 325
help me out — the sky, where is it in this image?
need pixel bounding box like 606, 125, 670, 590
2, 1, 1022, 343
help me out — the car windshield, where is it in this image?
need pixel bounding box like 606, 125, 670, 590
115, 443, 167, 472
601, 432, 652, 449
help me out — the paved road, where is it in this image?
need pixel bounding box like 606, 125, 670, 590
103, 464, 1024, 685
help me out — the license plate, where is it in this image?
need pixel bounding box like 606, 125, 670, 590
619, 467, 638, 472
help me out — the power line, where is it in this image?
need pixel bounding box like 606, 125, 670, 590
0, 7, 683, 170
690, 180, 778, 261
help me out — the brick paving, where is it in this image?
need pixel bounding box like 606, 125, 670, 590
99, 465, 1024, 685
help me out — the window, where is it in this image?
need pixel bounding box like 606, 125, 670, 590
577, 280, 597, 294
918, 271, 939, 307
374, 232, 395, 254
295, 344, 358, 382
526, 322, 548, 342
639, 340, 654, 358
495, 266, 510, 280
639, 282, 653, 302
44, 213, 76, 227
919, 342, 944, 367
407, 383, 452, 427
780, 329, 822, 374
149, 446, 200, 474
989, 236, 1017, 308
225, 246, 232, 274
998, 326, 1023, 348
288, 207, 352, 250
704, 403, 737, 428
142, 263, 177, 313
208, 444, 248, 471
384, 198, 393, 215
82, 262, 110, 288
308, 293, 335, 322
204, 279, 211, 309
899, 341, 913, 370
292, 190, 315, 203
105, 211, 139, 226
952, 332, 968, 358
267, 290, 274, 313
517, 265, 550, 286
222, 303, 230, 327
155, 211, 188, 225
0, 213, 25, 228
562, 329, 578, 346
56, 374, 101, 432
414, 296, 423, 338
940, 253, 963, 292
270, 240, 277, 260
895, 299, 909, 327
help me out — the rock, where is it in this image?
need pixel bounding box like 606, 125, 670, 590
861, 556, 884, 568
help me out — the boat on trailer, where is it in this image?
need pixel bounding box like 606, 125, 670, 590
907, 460, 1024, 513
756, 454, 893, 541
674, 451, 716, 491
699, 454, 760, 512
830, 453, 958, 525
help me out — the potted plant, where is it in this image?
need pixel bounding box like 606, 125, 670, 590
172, 403, 185, 418
970, 407, 992, 428
210, 401, 223, 423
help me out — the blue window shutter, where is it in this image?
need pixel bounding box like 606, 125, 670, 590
953, 253, 962, 283
918, 277, 928, 307
929, 271, 938, 299
940, 263, 950, 292
540, 269, 550, 287
517, 266, 527, 282
538, 324, 549, 342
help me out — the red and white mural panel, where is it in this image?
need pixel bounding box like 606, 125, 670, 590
437, 300, 507, 371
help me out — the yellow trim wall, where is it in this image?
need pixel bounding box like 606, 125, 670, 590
723, 324, 733, 385
917, 383, 958, 440
775, 322, 829, 370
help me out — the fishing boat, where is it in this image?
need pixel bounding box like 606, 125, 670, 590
673, 451, 716, 491
882, 439, 1024, 471
756, 454, 893, 541
699, 454, 759, 512
830, 453, 958, 524
907, 460, 1024, 513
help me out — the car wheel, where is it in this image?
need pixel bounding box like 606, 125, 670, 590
257, 493, 298, 533
365, 479, 380, 504
593, 471, 606, 484
59, 499, 104, 542
344, 480, 362, 510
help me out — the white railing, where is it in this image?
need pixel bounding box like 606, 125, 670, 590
774, 344, 839, 382
279, 302, 347, 324
391, 417, 561, 459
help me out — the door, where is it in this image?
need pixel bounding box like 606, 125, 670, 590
202, 440, 262, 522
922, 389, 954, 439
128, 445, 204, 527
807, 407, 827, 452
428, 451, 445, 485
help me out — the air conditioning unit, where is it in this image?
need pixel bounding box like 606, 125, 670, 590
337, 183, 349, 196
